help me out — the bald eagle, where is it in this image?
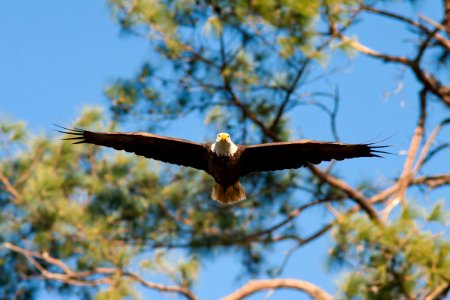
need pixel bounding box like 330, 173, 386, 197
58, 127, 385, 204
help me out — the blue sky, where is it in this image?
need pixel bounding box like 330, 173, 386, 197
1, 1, 447, 300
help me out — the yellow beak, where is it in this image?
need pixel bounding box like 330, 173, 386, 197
220, 134, 227, 141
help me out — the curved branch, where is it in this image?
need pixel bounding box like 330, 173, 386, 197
422, 143, 450, 166
220, 278, 332, 300
308, 165, 382, 225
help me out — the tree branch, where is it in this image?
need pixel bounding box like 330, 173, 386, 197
412, 174, 450, 189
3, 242, 113, 286
225, 85, 278, 141
244, 198, 336, 241
382, 88, 427, 220
363, 6, 450, 50
335, 30, 450, 107
0, 171, 21, 202
122, 271, 198, 300
308, 165, 382, 225
269, 59, 311, 132
3, 242, 198, 300
422, 142, 450, 166
425, 282, 450, 300
441, 0, 450, 34
412, 121, 444, 175
220, 278, 332, 300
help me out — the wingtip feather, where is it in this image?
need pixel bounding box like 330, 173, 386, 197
368, 146, 393, 157
55, 124, 85, 138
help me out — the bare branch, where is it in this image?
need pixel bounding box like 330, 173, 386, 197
337, 34, 410, 64
274, 222, 334, 246
425, 282, 450, 300
362, 5, 450, 50
245, 198, 335, 241
369, 185, 399, 204
123, 271, 198, 300
0, 171, 21, 202
422, 142, 450, 166
220, 278, 332, 300
308, 165, 382, 225
412, 122, 443, 175
399, 88, 427, 195
445, 0, 450, 34
3, 242, 113, 286
415, 27, 440, 64
330, 88, 341, 141
335, 31, 450, 107
420, 14, 448, 34
412, 174, 450, 189
382, 88, 427, 220
270, 59, 311, 132
3, 242, 198, 300
223, 82, 279, 140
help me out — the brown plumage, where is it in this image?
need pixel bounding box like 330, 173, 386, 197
58, 127, 386, 204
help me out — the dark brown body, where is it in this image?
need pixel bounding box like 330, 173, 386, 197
207, 150, 242, 189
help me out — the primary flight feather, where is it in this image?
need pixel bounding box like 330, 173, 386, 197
59, 127, 386, 204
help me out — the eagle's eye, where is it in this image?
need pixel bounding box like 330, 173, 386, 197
227, 134, 230, 138
217, 134, 220, 137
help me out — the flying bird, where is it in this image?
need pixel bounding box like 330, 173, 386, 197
58, 127, 386, 204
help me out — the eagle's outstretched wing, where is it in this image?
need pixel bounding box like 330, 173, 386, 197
57, 127, 211, 171
238, 140, 387, 176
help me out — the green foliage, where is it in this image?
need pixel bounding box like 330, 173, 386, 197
94, 275, 135, 300
427, 200, 449, 225
331, 205, 450, 299
0, 118, 26, 143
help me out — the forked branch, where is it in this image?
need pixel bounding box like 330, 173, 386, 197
3, 242, 198, 300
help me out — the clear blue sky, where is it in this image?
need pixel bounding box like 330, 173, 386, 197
0, 1, 447, 299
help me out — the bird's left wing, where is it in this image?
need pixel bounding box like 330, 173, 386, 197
238, 140, 387, 176
58, 127, 211, 171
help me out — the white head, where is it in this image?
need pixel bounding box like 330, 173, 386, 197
215, 132, 231, 143
211, 132, 238, 156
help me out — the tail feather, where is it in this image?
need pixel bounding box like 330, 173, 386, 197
212, 181, 246, 204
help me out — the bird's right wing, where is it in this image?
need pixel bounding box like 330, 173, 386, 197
58, 127, 211, 171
